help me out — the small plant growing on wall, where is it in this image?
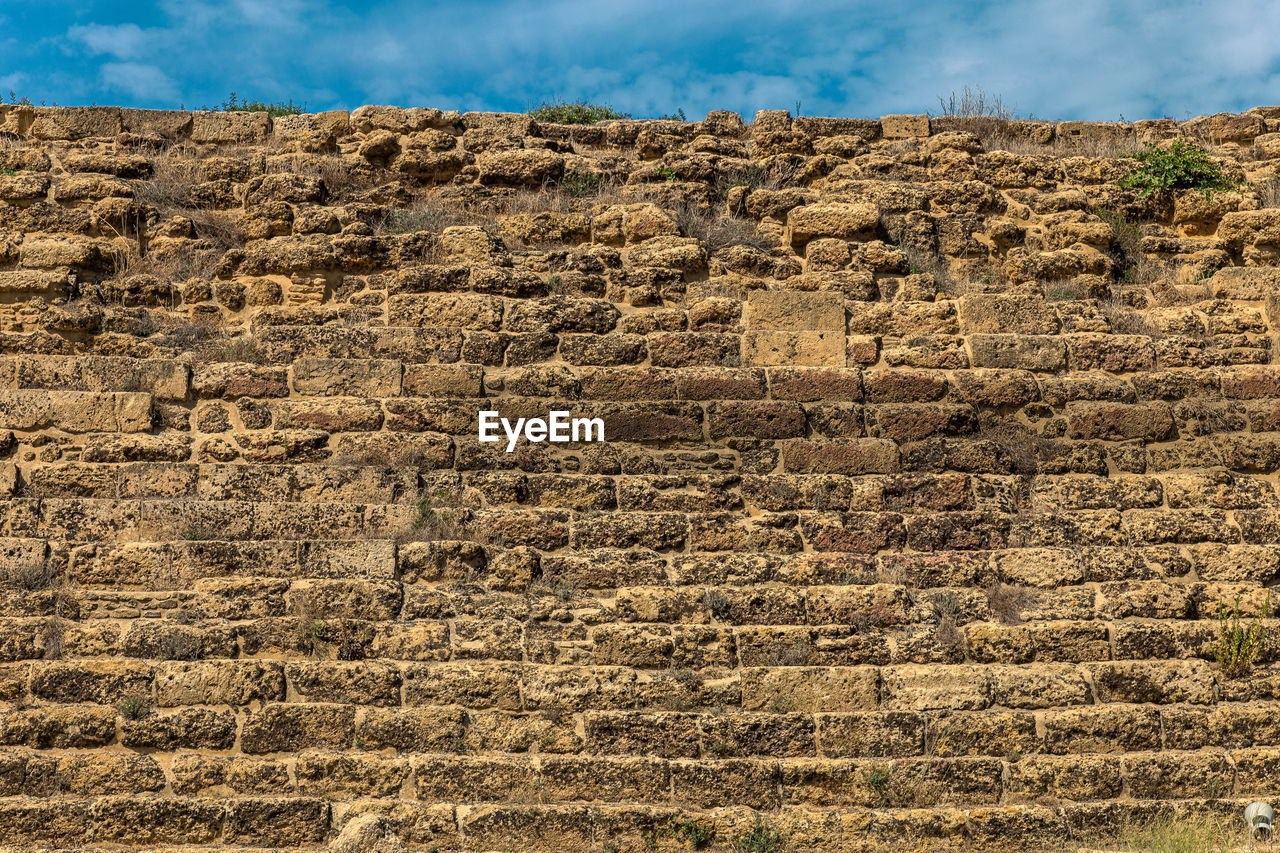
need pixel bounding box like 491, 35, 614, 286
732, 813, 784, 852
1216, 593, 1270, 678
116, 694, 150, 721
1117, 139, 1241, 198
528, 100, 626, 124
672, 818, 715, 849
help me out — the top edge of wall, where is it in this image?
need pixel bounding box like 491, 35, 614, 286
1, 103, 1278, 144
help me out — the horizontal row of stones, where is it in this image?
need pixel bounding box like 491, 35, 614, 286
0, 656, 1265, 709
12, 349, 1280, 402
11, 427, 1280, 476
0, 611, 1274, 675
8, 102, 1272, 145
15, 466, 1280, 516
7, 320, 1271, 376
0, 613, 1267, 673
2, 583, 1273, 639
9, 390, 1280, 450
11, 529, 1280, 586
0, 744, 1272, 806
0, 140, 1268, 195
0, 796, 1262, 849
9, 276, 1276, 347
1, 696, 1277, 755
10, 495, 1280, 547
0, 178, 1269, 272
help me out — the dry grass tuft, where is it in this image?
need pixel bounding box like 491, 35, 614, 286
1112, 812, 1236, 852
975, 416, 1062, 475
132, 147, 205, 211
1102, 294, 1160, 337
129, 146, 247, 279
935, 85, 1016, 121
673, 203, 774, 253
266, 153, 374, 199
376, 198, 478, 236
984, 582, 1039, 625
1255, 175, 1280, 209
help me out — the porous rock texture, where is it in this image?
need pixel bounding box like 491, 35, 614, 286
0, 102, 1279, 850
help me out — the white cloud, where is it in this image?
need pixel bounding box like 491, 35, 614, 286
42, 0, 1280, 118
68, 23, 148, 60
99, 62, 179, 102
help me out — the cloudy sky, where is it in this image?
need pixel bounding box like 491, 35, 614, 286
3, 0, 1279, 121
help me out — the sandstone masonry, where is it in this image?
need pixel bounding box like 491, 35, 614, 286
0, 102, 1277, 850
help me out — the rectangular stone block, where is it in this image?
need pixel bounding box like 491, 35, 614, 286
292, 357, 402, 396
880, 114, 931, 138
782, 439, 900, 475
817, 711, 924, 758
540, 755, 669, 802
241, 703, 355, 753
1009, 755, 1122, 802
969, 334, 1067, 371
881, 664, 990, 712
959, 294, 1060, 334
741, 666, 879, 712
744, 330, 845, 366
29, 106, 123, 140
223, 797, 329, 846
402, 363, 484, 397
155, 660, 285, 706
191, 110, 271, 143
89, 797, 223, 845
747, 291, 845, 331
671, 758, 780, 809
584, 711, 701, 758
460, 805, 593, 851
927, 710, 1040, 757
1123, 751, 1232, 799
358, 707, 467, 752
1043, 705, 1161, 754
387, 293, 503, 329
296, 752, 409, 797
673, 367, 767, 400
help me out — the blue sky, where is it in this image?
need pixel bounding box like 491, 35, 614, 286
3, 1, 1279, 121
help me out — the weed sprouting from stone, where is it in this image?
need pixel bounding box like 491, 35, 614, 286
116, 694, 150, 721
1216, 593, 1271, 678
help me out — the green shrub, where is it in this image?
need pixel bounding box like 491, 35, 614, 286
672, 818, 715, 849
560, 169, 603, 197
116, 694, 150, 720
656, 108, 687, 122
1117, 139, 1241, 198
211, 92, 305, 117
716, 164, 769, 195
1095, 206, 1159, 284
1216, 592, 1270, 678
863, 765, 891, 800
407, 499, 463, 541
732, 813, 784, 852
528, 100, 627, 124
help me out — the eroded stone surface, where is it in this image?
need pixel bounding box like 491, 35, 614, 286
0, 102, 1275, 851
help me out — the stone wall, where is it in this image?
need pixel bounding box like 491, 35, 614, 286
1, 102, 1279, 850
